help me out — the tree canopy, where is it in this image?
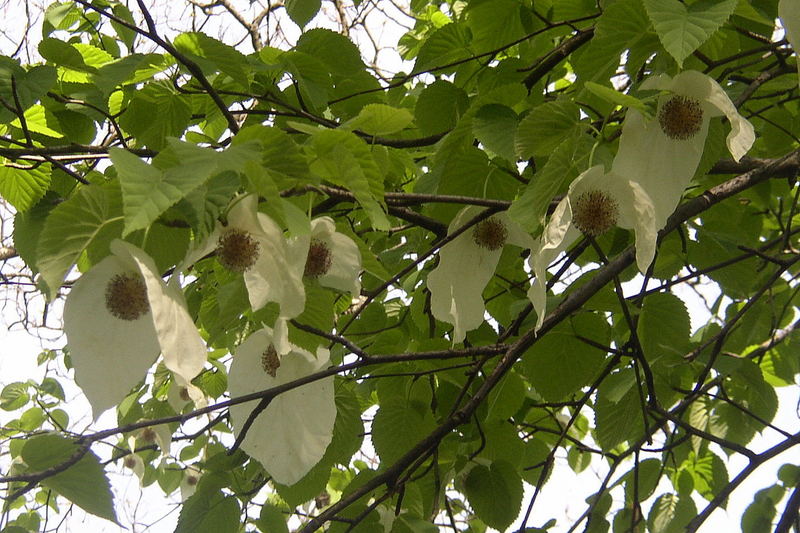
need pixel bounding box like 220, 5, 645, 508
1, 1, 799, 532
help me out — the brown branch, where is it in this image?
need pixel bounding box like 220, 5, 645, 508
523, 28, 595, 90
299, 151, 800, 531
71, 0, 240, 135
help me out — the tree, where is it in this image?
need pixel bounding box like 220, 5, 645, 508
0, 0, 799, 532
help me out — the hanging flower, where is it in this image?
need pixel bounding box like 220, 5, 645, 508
122, 437, 145, 480
298, 217, 362, 295
63, 240, 207, 419
780, 0, 800, 77
228, 327, 336, 486
611, 70, 756, 229
528, 166, 657, 330
427, 206, 536, 343
133, 423, 173, 458
180, 465, 203, 500
167, 374, 208, 412
183, 194, 306, 320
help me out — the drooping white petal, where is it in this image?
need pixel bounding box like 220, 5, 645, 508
245, 211, 306, 319
168, 373, 208, 411
528, 195, 580, 331
651, 70, 755, 161
180, 465, 202, 500
615, 178, 658, 273
310, 217, 362, 295
65, 240, 206, 419
182, 194, 307, 320
64, 253, 161, 419
611, 106, 709, 229
614, 71, 755, 230
527, 166, 658, 330
124, 437, 145, 480
428, 206, 528, 343
229, 328, 335, 486
113, 240, 207, 385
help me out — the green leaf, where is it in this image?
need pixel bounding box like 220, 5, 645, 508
741, 485, 784, 533
36, 181, 124, 299
647, 493, 696, 533
573, 0, 656, 83
473, 104, 518, 163
280, 50, 332, 110
622, 458, 662, 503
21, 434, 117, 523
643, 0, 738, 67
38, 38, 94, 72
522, 313, 609, 402
310, 129, 390, 230
173, 32, 250, 88
584, 82, 653, 118
347, 103, 414, 136
111, 142, 243, 235
1, 382, 29, 411
466, 0, 525, 54
286, 0, 321, 28
507, 133, 595, 233
178, 170, 240, 239
0, 162, 50, 212
256, 503, 290, 533
371, 402, 437, 466
485, 370, 526, 421
637, 292, 690, 362
463, 461, 523, 531
594, 370, 644, 451
110, 4, 137, 49
515, 100, 581, 159
0, 62, 57, 120
117, 83, 191, 149
296, 29, 366, 79
414, 23, 472, 73
414, 80, 469, 136
175, 488, 240, 533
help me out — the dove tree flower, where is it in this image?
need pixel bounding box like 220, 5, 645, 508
298, 216, 362, 295
528, 165, 657, 330
228, 327, 336, 486
427, 206, 536, 343
63, 240, 207, 418
184, 194, 306, 319
611, 70, 756, 229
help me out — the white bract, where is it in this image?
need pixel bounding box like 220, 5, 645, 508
184, 194, 306, 320
612, 70, 756, 229
228, 327, 336, 486
298, 217, 362, 295
528, 166, 657, 330
780, 0, 800, 78
428, 206, 536, 343
63, 240, 207, 419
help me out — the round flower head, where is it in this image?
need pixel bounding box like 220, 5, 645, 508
612, 70, 756, 230
64, 240, 207, 418
428, 207, 536, 343
780, 0, 800, 78
297, 217, 362, 295
228, 327, 335, 486
182, 195, 306, 319
528, 166, 657, 331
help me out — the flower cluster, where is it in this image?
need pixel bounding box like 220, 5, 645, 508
525, 70, 755, 329
63, 68, 755, 489
64, 195, 360, 484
